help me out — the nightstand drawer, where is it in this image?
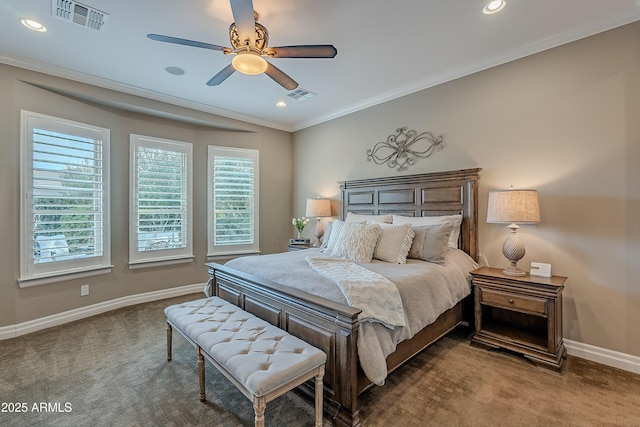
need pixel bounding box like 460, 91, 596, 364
480, 288, 547, 316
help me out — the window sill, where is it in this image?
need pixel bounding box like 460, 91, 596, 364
128, 256, 195, 270
18, 266, 114, 288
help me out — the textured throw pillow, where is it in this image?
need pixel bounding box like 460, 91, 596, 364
329, 222, 381, 262
345, 212, 393, 224
393, 214, 462, 248
373, 223, 415, 264
408, 223, 453, 264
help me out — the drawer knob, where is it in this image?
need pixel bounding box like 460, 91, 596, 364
508, 299, 514, 304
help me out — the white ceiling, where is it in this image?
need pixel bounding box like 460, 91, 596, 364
1, 0, 639, 132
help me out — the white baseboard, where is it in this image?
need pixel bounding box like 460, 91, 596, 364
565, 339, 640, 375
0, 283, 205, 341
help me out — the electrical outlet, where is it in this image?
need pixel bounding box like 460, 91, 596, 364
80, 284, 89, 296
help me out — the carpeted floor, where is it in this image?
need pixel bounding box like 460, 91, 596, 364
1, 293, 639, 426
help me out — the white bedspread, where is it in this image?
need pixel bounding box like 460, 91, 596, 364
223, 248, 477, 385
305, 256, 406, 329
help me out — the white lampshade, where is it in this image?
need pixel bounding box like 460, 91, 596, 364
487, 190, 540, 224
305, 199, 331, 218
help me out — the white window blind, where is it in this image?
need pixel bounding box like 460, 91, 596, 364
130, 135, 193, 265
20, 111, 111, 286
208, 146, 259, 256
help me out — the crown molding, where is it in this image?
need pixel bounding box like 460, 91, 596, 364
293, 13, 640, 132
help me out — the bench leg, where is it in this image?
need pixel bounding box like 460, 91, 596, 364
166, 323, 172, 362
197, 346, 206, 402
253, 396, 266, 427
315, 365, 325, 427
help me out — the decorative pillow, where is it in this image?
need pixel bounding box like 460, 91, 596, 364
319, 220, 335, 250
373, 223, 415, 264
392, 214, 462, 248
345, 212, 392, 224
408, 223, 453, 264
322, 220, 347, 253
329, 222, 381, 262
323, 220, 366, 253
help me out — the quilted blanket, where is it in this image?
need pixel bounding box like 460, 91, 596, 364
305, 256, 406, 329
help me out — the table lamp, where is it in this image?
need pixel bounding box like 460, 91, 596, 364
487, 189, 540, 276
305, 198, 331, 246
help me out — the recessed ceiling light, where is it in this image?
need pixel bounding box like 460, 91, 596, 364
165, 66, 185, 76
21, 19, 47, 32
483, 0, 506, 15
275, 101, 287, 108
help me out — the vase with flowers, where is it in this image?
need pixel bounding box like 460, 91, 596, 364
292, 217, 309, 239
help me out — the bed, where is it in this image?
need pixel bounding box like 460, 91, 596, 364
206, 168, 481, 427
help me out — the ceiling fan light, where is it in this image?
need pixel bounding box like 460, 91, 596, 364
232, 51, 268, 75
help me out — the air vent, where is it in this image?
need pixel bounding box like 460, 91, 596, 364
52, 0, 108, 32
287, 88, 316, 101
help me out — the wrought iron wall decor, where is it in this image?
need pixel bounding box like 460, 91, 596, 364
366, 127, 444, 171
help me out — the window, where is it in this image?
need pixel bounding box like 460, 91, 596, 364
20, 111, 111, 286
129, 135, 193, 266
207, 146, 259, 256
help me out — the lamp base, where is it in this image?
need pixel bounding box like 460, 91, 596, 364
312, 218, 324, 247
501, 223, 527, 277
502, 266, 527, 276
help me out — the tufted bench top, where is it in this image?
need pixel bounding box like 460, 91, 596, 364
164, 296, 327, 397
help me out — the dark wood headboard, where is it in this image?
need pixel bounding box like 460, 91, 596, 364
339, 168, 482, 261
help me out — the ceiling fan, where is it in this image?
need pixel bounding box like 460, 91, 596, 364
147, 0, 337, 91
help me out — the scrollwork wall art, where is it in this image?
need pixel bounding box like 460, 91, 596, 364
366, 127, 444, 171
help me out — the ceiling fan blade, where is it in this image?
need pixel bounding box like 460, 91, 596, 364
147, 34, 227, 51
264, 63, 298, 91
206, 64, 236, 86
267, 45, 338, 59
230, 0, 256, 46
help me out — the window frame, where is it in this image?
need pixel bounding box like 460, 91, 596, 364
207, 145, 260, 257
129, 134, 193, 267
19, 110, 111, 287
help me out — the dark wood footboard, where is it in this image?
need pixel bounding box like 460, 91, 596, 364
208, 262, 363, 427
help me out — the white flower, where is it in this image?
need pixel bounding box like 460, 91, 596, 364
292, 217, 309, 231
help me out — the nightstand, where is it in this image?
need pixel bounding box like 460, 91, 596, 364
470, 267, 567, 374
288, 243, 312, 251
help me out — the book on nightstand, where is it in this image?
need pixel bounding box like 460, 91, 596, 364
289, 239, 311, 245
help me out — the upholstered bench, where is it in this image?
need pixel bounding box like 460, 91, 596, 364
165, 296, 326, 427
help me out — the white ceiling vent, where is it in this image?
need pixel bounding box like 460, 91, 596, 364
52, 0, 108, 32
287, 88, 316, 102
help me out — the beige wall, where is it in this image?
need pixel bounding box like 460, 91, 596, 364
0, 64, 293, 327
293, 22, 640, 358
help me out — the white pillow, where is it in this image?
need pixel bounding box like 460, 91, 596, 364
374, 223, 415, 264
329, 222, 381, 262
392, 214, 462, 248
323, 220, 348, 253
345, 212, 392, 224
319, 220, 335, 250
